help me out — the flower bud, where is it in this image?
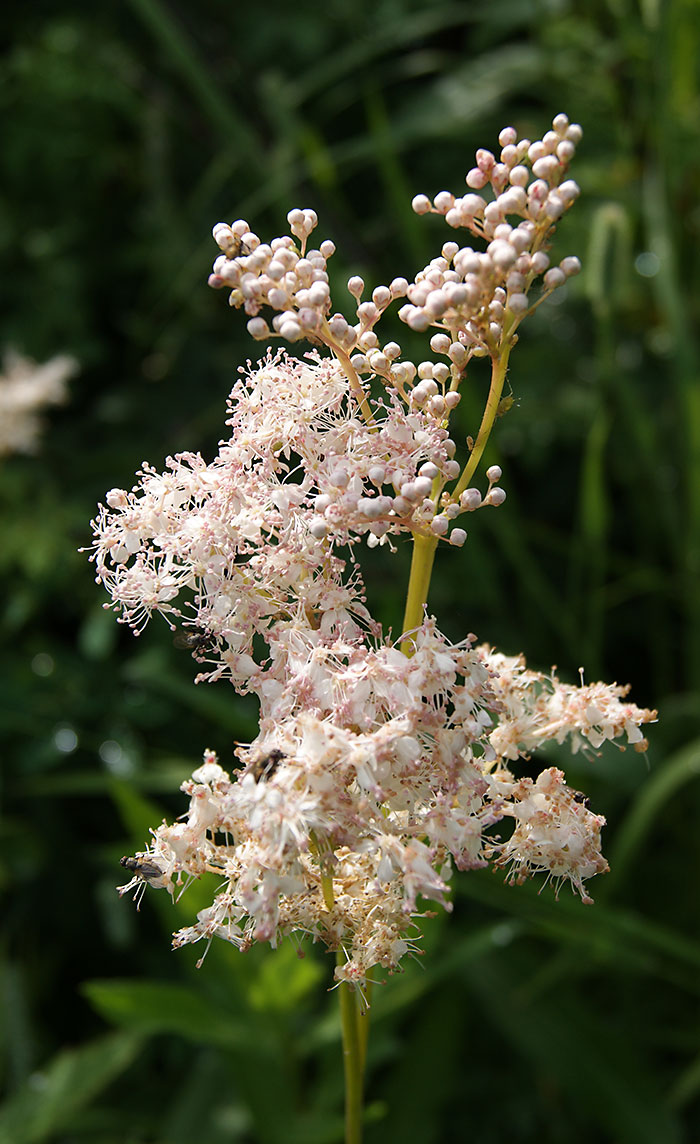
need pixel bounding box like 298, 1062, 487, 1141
411, 195, 432, 215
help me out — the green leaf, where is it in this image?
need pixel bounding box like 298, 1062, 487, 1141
0, 1033, 141, 1144
82, 978, 272, 1053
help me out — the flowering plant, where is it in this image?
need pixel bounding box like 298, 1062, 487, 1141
88, 112, 655, 1141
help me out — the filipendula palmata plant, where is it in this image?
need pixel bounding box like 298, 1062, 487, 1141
87, 113, 656, 1144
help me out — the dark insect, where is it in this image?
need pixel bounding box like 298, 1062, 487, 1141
251, 749, 286, 783
173, 630, 213, 657
571, 790, 591, 809
120, 854, 164, 882
119, 854, 166, 910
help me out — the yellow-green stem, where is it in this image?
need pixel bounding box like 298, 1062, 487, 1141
452, 341, 513, 502
338, 956, 365, 1144
400, 533, 438, 654
399, 341, 514, 654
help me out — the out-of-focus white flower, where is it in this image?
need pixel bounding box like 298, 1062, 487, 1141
0, 350, 77, 456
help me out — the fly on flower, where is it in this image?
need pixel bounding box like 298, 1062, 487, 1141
119, 854, 169, 910
172, 630, 215, 659
251, 748, 286, 783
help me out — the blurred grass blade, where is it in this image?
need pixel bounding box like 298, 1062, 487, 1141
606, 738, 700, 895
0, 1033, 141, 1144
128, 0, 258, 152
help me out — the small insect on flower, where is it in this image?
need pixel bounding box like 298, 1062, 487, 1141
571, 790, 591, 809
251, 748, 286, 783
118, 854, 169, 910
173, 630, 215, 659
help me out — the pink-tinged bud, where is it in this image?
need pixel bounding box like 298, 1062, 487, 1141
347, 276, 364, 298
412, 194, 432, 214
443, 460, 461, 480
460, 488, 482, 510
349, 353, 368, 373
486, 487, 506, 506
407, 310, 431, 332
444, 392, 461, 410
466, 167, 489, 189
430, 515, 449, 536
368, 351, 389, 373
434, 191, 455, 213
430, 333, 451, 354
247, 318, 270, 339
279, 319, 302, 341
308, 282, 330, 306
372, 286, 391, 307
558, 180, 581, 203
507, 293, 529, 315
531, 252, 550, 274
267, 288, 288, 309
461, 194, 486, 217
359, 498, 383, 519
488, 240, 518, 270
560, 256, 582, 277
498, 126, 517, 147
208, 274, 225, 289
368, 465, 386, 485
449, 528, 467, 546
390, 277, 409, 297
544, 268, 566, 290
328, 315, 350, 339
383, 341, 401, 360
413, 477, 434, 498
486, 465, 502, 482
444, 283, 468, 307
357, 302, 379, 324
425, 290, 448, 317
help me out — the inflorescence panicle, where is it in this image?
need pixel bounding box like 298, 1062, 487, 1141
95, 114, 657, 990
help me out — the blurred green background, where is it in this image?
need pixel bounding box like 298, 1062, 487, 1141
2, 0, 699, 1141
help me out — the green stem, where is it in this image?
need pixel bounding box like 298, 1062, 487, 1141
451, 340, 514, 503
399, 341, 514, 654
400, 533, 438, 654
338, 956, 365, 1144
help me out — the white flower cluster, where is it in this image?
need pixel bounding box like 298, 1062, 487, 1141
117, 627, 654, 981
102, 114, 657, 989
0, 350, 76, 456
89, 348, 506, 667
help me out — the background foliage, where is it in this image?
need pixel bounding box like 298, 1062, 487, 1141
1, 0, 699, 1140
